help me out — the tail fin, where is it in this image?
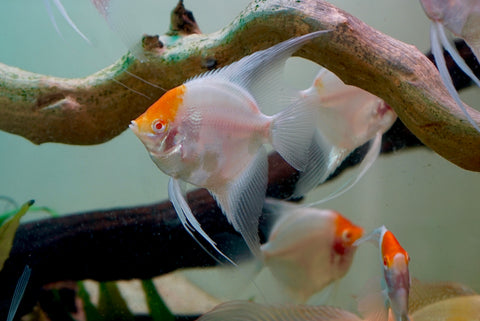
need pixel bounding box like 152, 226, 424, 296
271, 97, 317, 172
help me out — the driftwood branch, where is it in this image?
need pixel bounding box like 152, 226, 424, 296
0, 0, 479, 170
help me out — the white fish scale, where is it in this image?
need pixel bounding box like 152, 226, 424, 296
177, 81, 271, 187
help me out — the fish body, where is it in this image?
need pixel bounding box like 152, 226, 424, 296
301, 68, 396, 151
355, 226, 411, 321
260, 199, 364, 302
131, 31, 330, 261
133, 81, 271, 187
291, 68, 396, 199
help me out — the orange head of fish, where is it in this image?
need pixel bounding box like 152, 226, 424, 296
130, 85, 186, 145
332, 212, 364, 256
381, 230, 410, 269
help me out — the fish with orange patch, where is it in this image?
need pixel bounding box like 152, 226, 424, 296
260, 199, 364, 302
354, 226, 411, 321
130, 31, 330, 262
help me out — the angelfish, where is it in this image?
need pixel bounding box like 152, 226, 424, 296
355, 226, 411, 321
260, 199, 364, 302
130, 31, 330, 261
291, 68, 397, 199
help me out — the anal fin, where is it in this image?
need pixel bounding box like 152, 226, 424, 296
168, 178, 236, 266
212, 147, 268, 260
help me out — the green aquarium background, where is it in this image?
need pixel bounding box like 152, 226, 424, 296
0, 0, 479, 315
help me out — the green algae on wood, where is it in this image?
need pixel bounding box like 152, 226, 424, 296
0, 0, 479, 170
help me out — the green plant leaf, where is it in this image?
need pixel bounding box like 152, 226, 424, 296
77, 281, 103, 321
0, 200, 34, 270
141, 279, 175, 321
98, 282, 135, 321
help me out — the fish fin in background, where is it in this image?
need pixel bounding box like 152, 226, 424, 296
44, 0, 91, 44
292, 65, 395, 200
408, 278, 477, 314
430, 22, 480, 133
322, 131, 382, 202
6, 265, 32, 321
197, 300, 362, 321
271, 96, 318, 171
91, 0, 147, 61
356, 277, 390, 321
353, 225, 385, 248
420, 0, 480, 59
211, 146, 269, 260
168, 178, 237, 266
290, 130, 347, 199
196, 30, 331, 116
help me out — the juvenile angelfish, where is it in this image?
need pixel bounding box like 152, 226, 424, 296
291, 68, 397, 199
130, 31, 330, 261
355, 226, 411, 321
260, 199, 364, 302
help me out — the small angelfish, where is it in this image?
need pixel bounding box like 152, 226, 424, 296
130, 31, 330, 262
260, 199, 364, 302
420, 0, 480, 133
291, 67, 396, 199
355, 226, 411, 321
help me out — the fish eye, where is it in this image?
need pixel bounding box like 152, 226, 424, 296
152, 119, 167, 134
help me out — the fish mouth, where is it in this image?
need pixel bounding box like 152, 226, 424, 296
129, 120, 168, 153
129, 120, 154, 138
129, 120, 140, 134
377, 103, 393, 117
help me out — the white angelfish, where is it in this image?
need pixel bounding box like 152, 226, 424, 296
291, 68, 397, 200
130, 31, 330, 262
260, 199, 364, 302
420, 0, 480, 133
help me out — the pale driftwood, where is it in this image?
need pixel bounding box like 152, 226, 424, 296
0, 0, 479, 170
